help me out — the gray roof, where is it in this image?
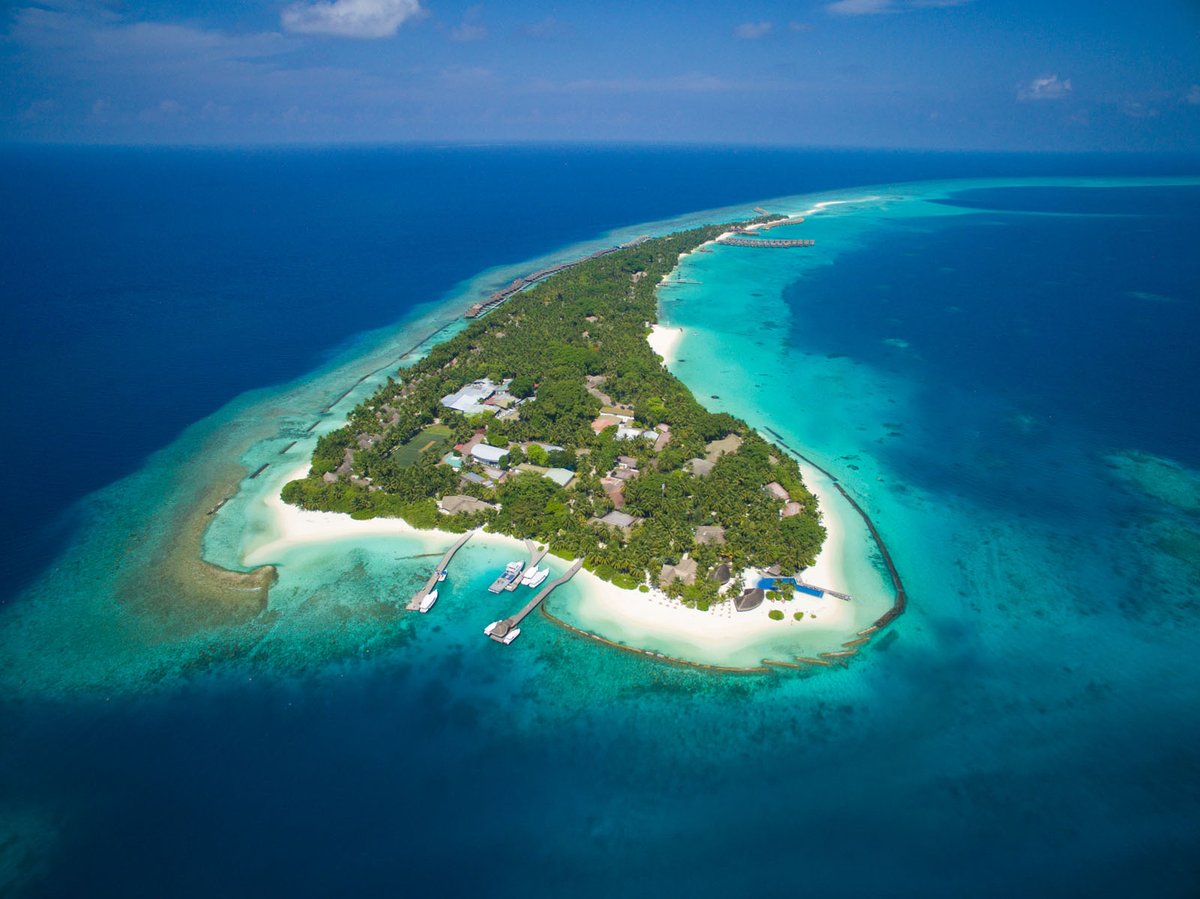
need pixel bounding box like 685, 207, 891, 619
543, 467, 575, 487
734, 588, 764, 612
598, 510, 638, 529
710, 563, 732, 584
441, 378, 498, 415
439, 494, 494, 515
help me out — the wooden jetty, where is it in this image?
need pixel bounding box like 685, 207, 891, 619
503, 540, 548, 592
465, 236, 650, 319
486, 558, 583, 644
797, 581, 852, 601
406, 530, 474, 612
716, 237, 816, 248
488, 539, 547, 593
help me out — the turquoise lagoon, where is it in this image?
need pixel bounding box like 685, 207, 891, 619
2, 174, 1200, 896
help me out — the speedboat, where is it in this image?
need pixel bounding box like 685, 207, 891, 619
437, 571, 447, 583
525, 567, 549, 588
419, 589, 438, 613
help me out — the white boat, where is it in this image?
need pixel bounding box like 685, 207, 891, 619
519, 564, 544, 585
525, 567, 549, 588
504, 560, 525, 578
419, 589, 438, 613
484, 620, 521, 644
437, 571, 447, 582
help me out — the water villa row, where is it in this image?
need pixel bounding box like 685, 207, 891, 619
716, 237, 817, 248
464, 235, 651, 319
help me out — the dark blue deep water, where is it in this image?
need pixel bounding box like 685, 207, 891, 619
0, 145, 1191, 596
2, 148, 1200, 898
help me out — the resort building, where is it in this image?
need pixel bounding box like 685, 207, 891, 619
616, 427, 658, 441
764, 481, 790, 502
686, 458, 715, 477
460, 471, 494, 488
694, 525, 726, 545
516, 463, 576, 488
734, 588, 765, 612
470, 443, 510, 466
438, 495, 496, 515
543, 467, 575, 488
595, 509, 640, 534
441, 378, 498, 415
782, 501, 803, 518
599, 405, 634, 422
600, 476, 626, 508
659, 556, 698, 587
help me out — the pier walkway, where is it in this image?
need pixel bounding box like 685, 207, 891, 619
406, 530, 474, 611
486, 559, 583, 644
488, 539, 548, 593
716, 237, 816, 248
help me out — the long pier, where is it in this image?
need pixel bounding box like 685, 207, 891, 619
406, 530, 474, 611
465, 236, 650, 319
486, 559, 583, 644
716, 237, 816, 248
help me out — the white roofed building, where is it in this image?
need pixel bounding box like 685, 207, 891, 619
470, 443, 510, 466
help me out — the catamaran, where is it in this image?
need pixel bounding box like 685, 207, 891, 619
419, 589, 438, 613
524, 567, 549, 588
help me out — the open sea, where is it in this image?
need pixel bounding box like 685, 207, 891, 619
1, 146, 1199, 896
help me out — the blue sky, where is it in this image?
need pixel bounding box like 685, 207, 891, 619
3, 0, 1199, 149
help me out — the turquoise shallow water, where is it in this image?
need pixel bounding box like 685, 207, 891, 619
2, 174, 1199, 895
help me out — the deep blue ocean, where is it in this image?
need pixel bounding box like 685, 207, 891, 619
1, 145, 1190, 597
2, 147, 1199, 897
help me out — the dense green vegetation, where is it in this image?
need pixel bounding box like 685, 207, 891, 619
283, 224, 826, 607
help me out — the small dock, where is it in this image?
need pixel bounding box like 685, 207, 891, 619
486, 559, 583, 644
406, 530, 474, 611
488, 539, 546, 593
799, 581, 852, 602
716, 237, 816, 248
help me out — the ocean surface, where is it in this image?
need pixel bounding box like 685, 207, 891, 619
2, 147, 1199, 896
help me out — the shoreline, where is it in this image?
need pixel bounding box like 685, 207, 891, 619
236, 199, 902, 670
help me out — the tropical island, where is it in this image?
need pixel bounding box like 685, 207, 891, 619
282, 223, 826, 610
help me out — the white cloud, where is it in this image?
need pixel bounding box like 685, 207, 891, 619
522, 16, 572, 39
450, 5, 486, 42
734, 21, 773, 39
1017, 74, 1072, 101
789, 21, 815, 33
828, 0, 893, 14
281, 0, 424, 39
827, 0, 971, 14
529, 74, 740, 95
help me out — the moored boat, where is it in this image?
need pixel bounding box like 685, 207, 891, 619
419, 589, 438, 613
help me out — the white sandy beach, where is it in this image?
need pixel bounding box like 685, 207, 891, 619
646, 323, 684, 366
234, 210, 879, 667
561, 446, 861, 666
